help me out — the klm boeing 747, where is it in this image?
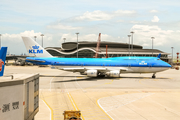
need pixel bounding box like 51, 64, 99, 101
22, 37, 171, 78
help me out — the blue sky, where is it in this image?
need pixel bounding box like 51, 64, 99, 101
0, 0, 180, 56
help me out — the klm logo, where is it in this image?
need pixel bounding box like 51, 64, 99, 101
32, 45, 39, 49
29, 45, 43, 54
139, 61, 147, 65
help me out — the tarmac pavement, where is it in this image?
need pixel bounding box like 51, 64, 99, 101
4, 66, 180, 120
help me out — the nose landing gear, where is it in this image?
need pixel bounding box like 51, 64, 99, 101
152, 73, 156, 78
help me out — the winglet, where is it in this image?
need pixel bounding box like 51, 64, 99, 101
157, 53, 161, 58
0, 47, 7, 77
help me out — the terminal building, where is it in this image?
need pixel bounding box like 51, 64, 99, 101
45, 41, 170, 63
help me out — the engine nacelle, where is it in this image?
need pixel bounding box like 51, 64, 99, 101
80, 71, 87, 75
106, 70, 120, 77
87, 70, 98, 77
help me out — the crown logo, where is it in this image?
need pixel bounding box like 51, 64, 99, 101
32, 45, 39, 49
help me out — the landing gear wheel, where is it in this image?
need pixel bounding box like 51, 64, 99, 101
98, 75, 105, 78
152, 74, 156, 78
98, 73, 105, 77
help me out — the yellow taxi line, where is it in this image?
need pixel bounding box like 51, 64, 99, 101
67, 93, 85, 120
105, 80, 114, 84
42, 99, 54, 120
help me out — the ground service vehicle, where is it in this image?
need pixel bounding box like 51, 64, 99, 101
63, 110, 82, 120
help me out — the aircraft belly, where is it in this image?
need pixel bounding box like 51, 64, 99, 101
124, 67, 169, 73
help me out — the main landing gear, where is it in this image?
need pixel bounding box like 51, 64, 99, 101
98, 73, 105, 77
152, 73, 156, 78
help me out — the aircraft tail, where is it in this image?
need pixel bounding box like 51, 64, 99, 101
0, 47, 7, 77
22, 36, 53, 57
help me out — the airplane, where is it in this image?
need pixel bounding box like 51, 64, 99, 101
0, 47, 8, 77
22, 36, 171, 78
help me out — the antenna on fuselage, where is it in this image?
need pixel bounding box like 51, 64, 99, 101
157, 53, 161, 58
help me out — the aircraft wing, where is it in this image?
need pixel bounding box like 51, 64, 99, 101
26, 59, 46, 63
58, 67, 128, 72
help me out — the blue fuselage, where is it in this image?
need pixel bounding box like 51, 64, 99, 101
26, 56, 171, 68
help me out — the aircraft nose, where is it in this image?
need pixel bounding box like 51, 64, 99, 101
160, 61, 171, 68
165, 62, 171, 68
168, 64, 172, 67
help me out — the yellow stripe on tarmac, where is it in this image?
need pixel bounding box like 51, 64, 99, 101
77, 77, 83, 78
42, 99, 54, 120
139, 79, 145, 84
105, 80, 114, 84
67, 93, 85, 120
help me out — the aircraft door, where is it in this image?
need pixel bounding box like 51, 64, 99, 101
136, 58, 139, 63
51, 62, 55, 65
128, 63, 131, 67
81, 63, 84, 67
136, 57, 139, 67
149, 63, 152, 68
128, 60, 131, 67
51, 62, 56, 69
102, 63, 105, 67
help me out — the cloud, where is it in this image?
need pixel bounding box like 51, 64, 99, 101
75, 10, 113, 21
3, 30, 42, 42
150, 10, 158, 13
130, 21, 141, 24
114, 10, 136, 15
1, 30, 54, 54
75, 10, 136, 21
151, 16, 159, 22
47, 23, 82, 30
116, 20, 124, 23
130, 25, 180, 49
59, 33, 121, 44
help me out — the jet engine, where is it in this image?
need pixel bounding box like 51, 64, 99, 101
87, 70, 98, 77
80, 71, 87, 75
106, 70, 120, 77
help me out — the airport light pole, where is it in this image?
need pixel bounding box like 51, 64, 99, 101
63, 38, 66, 43
76, 32, 79, 58
171, 47, 174, 64
0, 34, 1, 48
130, 31, 134, 56
128, 35, 131, 56
34, 36, 37, 41
41, 34, 44, 47
151, 37, 155, 57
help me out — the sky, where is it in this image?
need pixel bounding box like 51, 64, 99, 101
0, 0, 180, 56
